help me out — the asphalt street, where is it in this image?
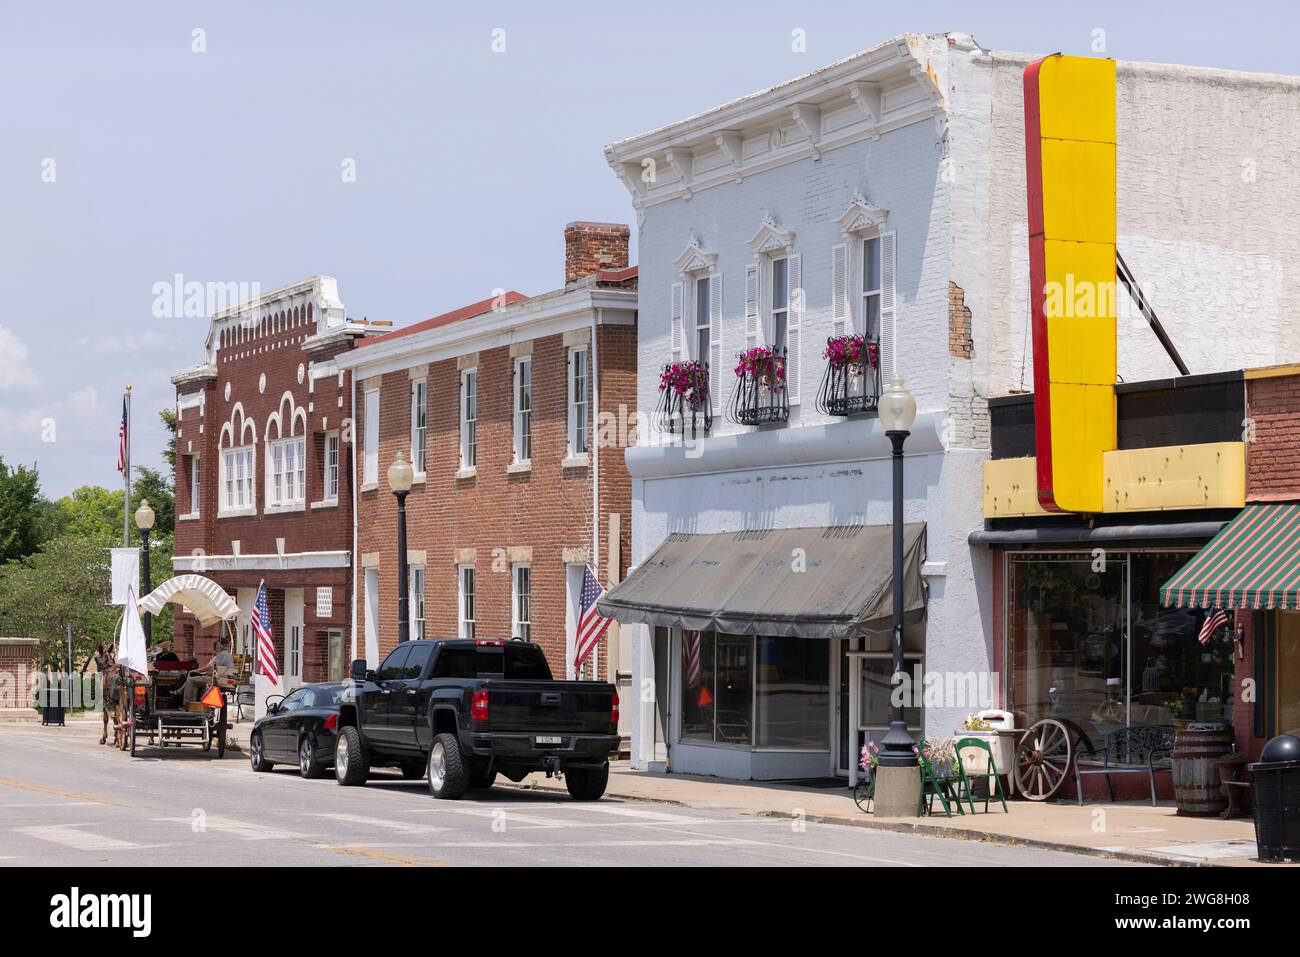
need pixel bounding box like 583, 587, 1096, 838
0, 723, 1131, 867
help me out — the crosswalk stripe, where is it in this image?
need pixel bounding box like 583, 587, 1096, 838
16, 825, 141, 850
571, 806, 694, 823
307, 812, 445, 833
160, 816, 307, 841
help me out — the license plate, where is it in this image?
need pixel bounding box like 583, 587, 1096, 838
535, 735, 563, 746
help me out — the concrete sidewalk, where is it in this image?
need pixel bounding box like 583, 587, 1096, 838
509, 764, 1280, 867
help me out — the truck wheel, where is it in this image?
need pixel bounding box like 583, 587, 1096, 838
249, 731, 273, 772
565, 762, 609, 801
334, 726, 369, 786
468, 762, 496, 790
427, 733, 469, 800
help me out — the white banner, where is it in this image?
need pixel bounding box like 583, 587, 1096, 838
109, 548, 140, 606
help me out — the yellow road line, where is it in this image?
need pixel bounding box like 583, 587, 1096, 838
321, 844, 451, 867
0, 777, 124, 807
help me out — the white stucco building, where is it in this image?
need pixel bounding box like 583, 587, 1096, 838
599, 32, 1300, 781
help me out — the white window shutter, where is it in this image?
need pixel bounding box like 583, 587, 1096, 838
786, 253, 802, 405
879, 230, 897, 382
670, 281, 683, 362
709, 273, 722, 414
744, 263, 759, 351
831, 243, 849, 338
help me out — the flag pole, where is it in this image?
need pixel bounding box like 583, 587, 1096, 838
123, 385, 133, 546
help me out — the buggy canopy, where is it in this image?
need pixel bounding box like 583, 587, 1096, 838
138, 574, 240, 626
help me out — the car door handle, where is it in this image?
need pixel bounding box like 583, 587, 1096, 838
541, 692, 561, 705
380, 688, 391, 695
405, 689, 416, 696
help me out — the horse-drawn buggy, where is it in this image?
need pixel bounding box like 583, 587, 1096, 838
102, 575, 242, 759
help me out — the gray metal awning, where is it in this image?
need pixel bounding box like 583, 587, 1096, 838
598, 524, 926, 645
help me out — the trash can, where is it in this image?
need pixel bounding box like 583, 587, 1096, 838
1249, 734, 1300, 863
959, 710, 1016, 788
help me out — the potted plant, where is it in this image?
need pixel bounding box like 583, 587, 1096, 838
657, 359, 708, 410
734, 345, 786, 391
920, 737, 959, 781
822, 333, 878, 369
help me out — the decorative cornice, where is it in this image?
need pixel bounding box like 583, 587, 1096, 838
603, 33, 946, 209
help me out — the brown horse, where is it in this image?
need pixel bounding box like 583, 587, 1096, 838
95, 646, 126, 747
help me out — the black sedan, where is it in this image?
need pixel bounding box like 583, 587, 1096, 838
250, 683, 344, 778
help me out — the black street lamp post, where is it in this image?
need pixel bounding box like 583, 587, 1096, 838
135, 499, 155, 643
388, 452, 414, 643
875, 376, 918, 769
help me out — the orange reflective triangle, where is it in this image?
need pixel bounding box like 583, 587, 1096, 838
697, 686, 713, 708
200, 686, 224, 709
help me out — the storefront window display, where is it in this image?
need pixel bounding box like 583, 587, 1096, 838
679, 631, 829, 749
1007, 551, 1235, 743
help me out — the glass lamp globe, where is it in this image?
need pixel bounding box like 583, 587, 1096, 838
134, 499, 156, 531
387, 451, 414, 493
879, 376, 917, 432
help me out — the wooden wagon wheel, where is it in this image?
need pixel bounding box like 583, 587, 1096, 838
1015, 718, 1077, 800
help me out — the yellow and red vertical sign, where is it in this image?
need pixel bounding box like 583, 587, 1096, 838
1025, 55, 1117, 513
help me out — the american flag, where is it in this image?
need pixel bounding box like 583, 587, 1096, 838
1198, 608, 1229, 646
572, 565, 611, 672
252, 580, 279, 683
683, 630, 702, 686
116, 396, 128, 475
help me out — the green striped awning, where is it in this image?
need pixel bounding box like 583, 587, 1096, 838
1160, 503, 1300, 610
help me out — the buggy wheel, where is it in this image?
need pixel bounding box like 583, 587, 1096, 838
217, 717, 227, 758
1015, 718, 1076, 801
129, 718, 138, 757
853, 776, 874, 813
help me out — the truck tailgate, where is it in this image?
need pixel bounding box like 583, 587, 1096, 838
482, 680, 614, 734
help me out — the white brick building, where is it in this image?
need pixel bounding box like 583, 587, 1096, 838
600, 33, 1300, 781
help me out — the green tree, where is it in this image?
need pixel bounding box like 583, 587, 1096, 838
159, 407, 178, 470
56, 485, 125, 541
0, 534, 120, 668
0, 457, 47, 563
131, 467, 174, 536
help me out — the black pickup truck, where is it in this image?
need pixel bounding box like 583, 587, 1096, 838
335, 638, 619, 800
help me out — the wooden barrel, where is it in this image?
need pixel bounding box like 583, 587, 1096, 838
1172, 727, 1234, 816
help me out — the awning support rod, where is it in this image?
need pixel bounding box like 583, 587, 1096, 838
1116, 250, 1190, 376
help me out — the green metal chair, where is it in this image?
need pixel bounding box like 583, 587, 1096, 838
916, 750, 961, 817
953, 736, 1010, 813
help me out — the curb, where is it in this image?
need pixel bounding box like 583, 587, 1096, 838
505, 778, 1215, 867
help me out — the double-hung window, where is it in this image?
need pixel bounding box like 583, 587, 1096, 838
514, 357, 532, 464
770, 256, 789, 354
460, 369, 477, 470
268, 435, 306, 508
323, 431, 340, 502
363, 388, 379, 485
458, 565, 476, 639
220, 445, 255, 513
694, 276, 711, 365
861, 236, 882, 340
568, 348, 589, 457
189, 455, 201, 515
512, 565, 531, 641
410, 379, 427, 474
410, 566, 426, 640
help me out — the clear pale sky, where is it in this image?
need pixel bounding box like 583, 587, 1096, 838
1, 1, 1293, 498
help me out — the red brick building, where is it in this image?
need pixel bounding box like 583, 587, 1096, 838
170, 276, 372, 706
338, 223, 638, 697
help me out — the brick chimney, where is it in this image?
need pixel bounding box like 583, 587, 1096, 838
564, 222, 629, 285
